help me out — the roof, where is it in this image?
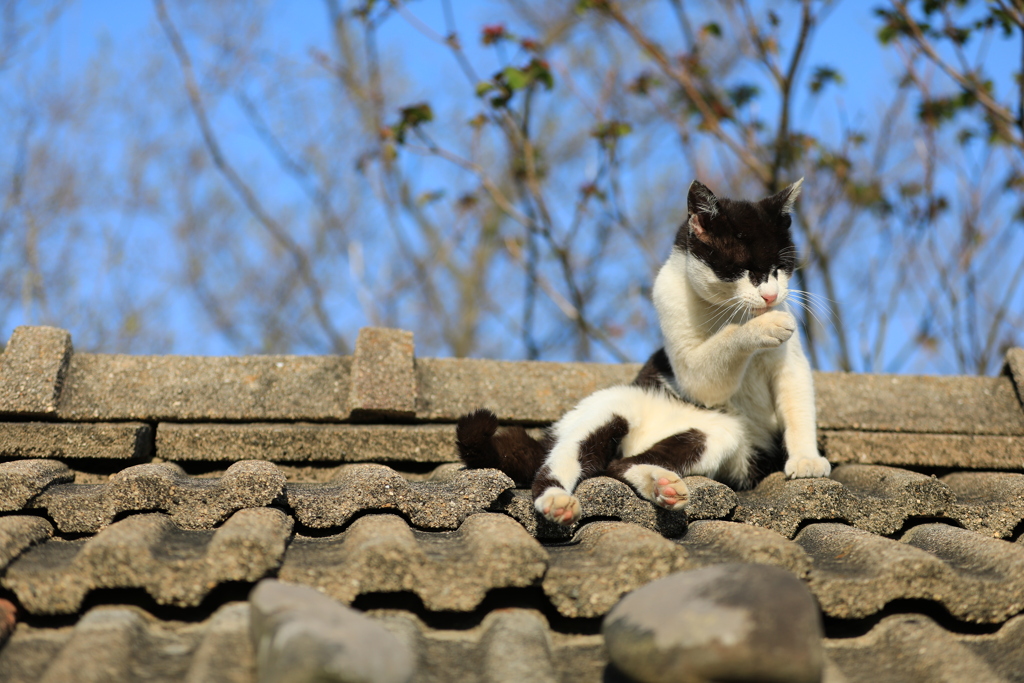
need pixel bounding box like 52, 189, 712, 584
0, 325, 1023, 682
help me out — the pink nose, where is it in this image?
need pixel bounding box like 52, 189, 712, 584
762, 292, 777, 304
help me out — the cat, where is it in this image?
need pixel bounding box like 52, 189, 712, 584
457, 178, 831, 526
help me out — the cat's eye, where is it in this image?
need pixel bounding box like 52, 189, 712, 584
780, 215, 792, 229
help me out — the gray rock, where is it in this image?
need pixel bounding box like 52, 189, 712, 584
349, 327, 416, 421
0, 422, 152, 460
0, 326, 72, 416
249, 579, 414, 683
157, 422, 460, 464
0, 459, 74, 512
603, 563, 824, 683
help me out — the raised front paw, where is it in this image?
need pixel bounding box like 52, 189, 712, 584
745, 310, 796, 348
534, 487, 582, 526
784, 454, 832, 479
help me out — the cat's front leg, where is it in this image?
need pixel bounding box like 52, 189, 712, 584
774, 336, 831, 479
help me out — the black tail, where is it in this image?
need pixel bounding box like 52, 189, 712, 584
456, 408, 549, 487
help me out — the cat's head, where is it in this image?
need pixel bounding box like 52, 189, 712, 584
675, 179, 801, 315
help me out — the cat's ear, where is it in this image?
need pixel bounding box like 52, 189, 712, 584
687, 180, 719, 239
770, 177, 803, 216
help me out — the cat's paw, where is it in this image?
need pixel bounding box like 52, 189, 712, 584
784, 454, 832, 479
534, 487, 582, 526
745, 310, 796, 348
625, 465, 690, 510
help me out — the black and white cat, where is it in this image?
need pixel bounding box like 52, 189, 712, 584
457, 179, 831, 526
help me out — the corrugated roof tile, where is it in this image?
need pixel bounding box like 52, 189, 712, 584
278, 513, 546, 612
31, 461, 285, 532
2, 509, 292, 614
286, 463, 513, 530
0, 460, 74, 512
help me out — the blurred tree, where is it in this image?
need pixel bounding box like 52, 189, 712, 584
0, 0, 1020, 374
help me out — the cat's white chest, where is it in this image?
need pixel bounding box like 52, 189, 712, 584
728, 350, 783, 449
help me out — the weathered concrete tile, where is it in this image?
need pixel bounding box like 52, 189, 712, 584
57, 353, 351, 421
942, 471, 1024, 538
33, 460, 286, 532
0, 459, 74, 512
500, 477, 688, 540
960, 613, 1024, 682
349, 327, 416, 421
900, 523, 1024, 623
797, 522, 1024, 623
370, 608, 606, 683
286, 463, 514, 530
2, 509, 293, 614
543, 522, 687, 619
825, 614, 1005, 683
0, 516, 53, 570
830, 465, 956, 535
250, 579, 413, 683
280, 514, 547, 612
415, 357, 638, 422
0, 602, 254, 683
822, 431, 1024, 469
733, 473, 852, 538
603, 563, 824, 683
796, 523, 952, 620
681, 476, 738, 520
36, 607, 148, 683
0, 422, 152, 461
0, 326, 73, 417
815, 372, 1024, 435
158, 422, 459, 464
1005, 347, 1024, 405
677, 520, 813, 578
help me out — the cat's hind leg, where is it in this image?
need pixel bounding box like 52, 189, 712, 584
533, 389, 633, 526
605, 429, 705, 510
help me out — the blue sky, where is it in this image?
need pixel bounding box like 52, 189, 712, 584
4, 1, 1020, 371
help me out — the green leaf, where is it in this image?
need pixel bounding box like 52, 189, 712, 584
702, 22, 721, 38
809, 66, 844, 94
475, 81, 494, 97
503, 66, 530, 91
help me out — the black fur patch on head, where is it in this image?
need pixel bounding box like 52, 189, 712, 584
674, 180, 799, 284
605, 428, 707, 480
